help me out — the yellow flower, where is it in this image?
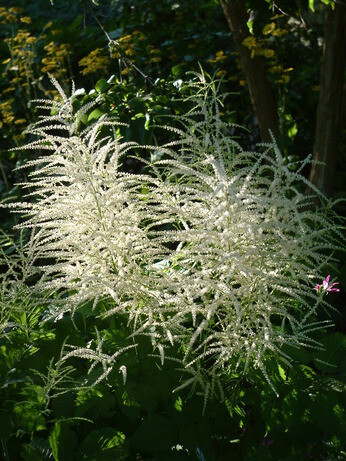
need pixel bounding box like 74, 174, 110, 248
215, 51, 227, 62
8, 7, 23, 13
149, 56, 162, 64
20, 16, 32, 24
3, 87, 15, 94
262, 22, 276, 35
262, 49, 275, 59
121, 67, 130, 76
41, 42, 71, 77
272, 28, 288, 37
125, 48, 136, 57
242, 36, 257, 49
276, 74, 290, 85
216, 70, 227, 78
3, 114, 15, 124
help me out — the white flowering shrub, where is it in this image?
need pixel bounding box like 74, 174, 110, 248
12, 74, 343, 395
13, 79, 165, 320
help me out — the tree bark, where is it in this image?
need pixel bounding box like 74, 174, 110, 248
220, 0, 280, 142
309, 3, 346, 196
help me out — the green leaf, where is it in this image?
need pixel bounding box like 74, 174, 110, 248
78, 113, 89, 126
49, 421, 61, 461
78, 428, 127, 460
88, 109, 105, 122
174, 396, 183, 411
278, 364, 286, 381
287, 122, 298, 140
128, 96, 147, 112
321, 0, 335, 7
95, 79, 110, 94
172, 64, 185, 76
54, 424, 77, 461
308, 0, 315, 11
247, 20, 254, 35
21, 439, 53, 461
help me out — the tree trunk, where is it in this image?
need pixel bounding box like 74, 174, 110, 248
309, 3, 346, 196
220, 0, 280, 142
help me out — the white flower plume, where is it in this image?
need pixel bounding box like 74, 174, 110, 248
12, 74, 343, 394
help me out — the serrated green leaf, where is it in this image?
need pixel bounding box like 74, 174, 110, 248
49, 421, 61, 461
78, 428, 127, 460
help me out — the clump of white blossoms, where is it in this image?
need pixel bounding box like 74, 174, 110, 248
13, 78, 165, 320
141, 74, 343, 392
13, 75, 342, 394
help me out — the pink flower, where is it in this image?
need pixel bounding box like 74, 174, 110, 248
315, 275, 340, 294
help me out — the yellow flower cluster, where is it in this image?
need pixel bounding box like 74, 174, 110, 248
107, 30, 148, 76
262, 22, 288, 37
208, 50, 228, 64
41, 41, 72, 79
0, 7, 73, 139
242, 36, 276, 60
146, 45, 162, 64
111, 30, 145, 60
0, 6, 23, 24
207, 51, 228, 79
79, 48, 110, 76
242, 16, 293, 86
0, 99, 15, 125
4, 29, 37, 96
